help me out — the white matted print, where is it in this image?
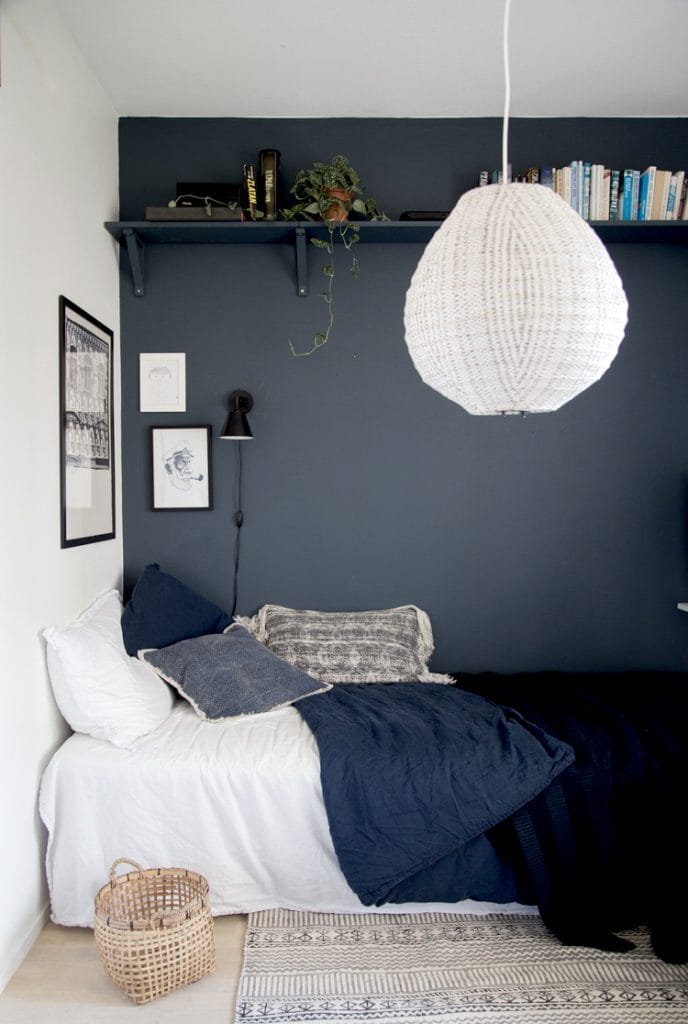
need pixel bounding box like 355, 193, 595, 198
151, 426, 212, 510
139, 353, 186, 412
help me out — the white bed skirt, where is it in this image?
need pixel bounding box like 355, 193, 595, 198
39, 702, 535, 927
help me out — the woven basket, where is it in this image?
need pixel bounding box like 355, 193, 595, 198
94, 858, 216, 1004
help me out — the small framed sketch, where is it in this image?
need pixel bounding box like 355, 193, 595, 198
151, 425, 212, 510
60, 296, 115, 547
139, 352, 186, 412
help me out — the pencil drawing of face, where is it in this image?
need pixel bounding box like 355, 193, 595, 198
148, 364, 174, 404
163, 441, 204, 491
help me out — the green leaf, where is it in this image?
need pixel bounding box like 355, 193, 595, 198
303, 202, 320, 215
351, 198, 366, 214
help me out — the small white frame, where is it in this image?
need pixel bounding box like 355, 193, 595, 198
139, 352, 186, 412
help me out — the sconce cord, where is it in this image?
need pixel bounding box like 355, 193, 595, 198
231, 443, 243, 618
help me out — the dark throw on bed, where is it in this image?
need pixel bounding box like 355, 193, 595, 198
296, 674, 688, 964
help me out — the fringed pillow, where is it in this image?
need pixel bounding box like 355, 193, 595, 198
238, 604, 451, 684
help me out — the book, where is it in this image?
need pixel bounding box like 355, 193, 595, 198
478, 169, 489, 187
600, 168, 611, 221
621, 170, 634, 221
678, 174, 688, 220
540, 166, 554, 190
650, 169, 672, 220
630, 169, 640, 221
609, 170, 621, 220
582, 162, 592, 220
259, 149, 280, 221
672, 171, 685, 219
243, 164, 260, 219
638, 166, 656, 221
666, 173, 679, 219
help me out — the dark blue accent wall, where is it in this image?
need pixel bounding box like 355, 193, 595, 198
119, 117, 688, 673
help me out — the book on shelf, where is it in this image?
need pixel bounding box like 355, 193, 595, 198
650, 170, 672, 220
259, 149, 280, 221
243, 163, 260, 219
471, 158, 687, 224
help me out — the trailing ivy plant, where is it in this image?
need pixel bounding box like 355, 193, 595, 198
281, 156, 386, 356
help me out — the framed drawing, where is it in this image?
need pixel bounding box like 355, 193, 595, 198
151, 425, 212, 510
139, 352, 186, 412
59, 296, 115, 547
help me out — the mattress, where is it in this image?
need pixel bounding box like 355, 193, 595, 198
39, 701, 534, 927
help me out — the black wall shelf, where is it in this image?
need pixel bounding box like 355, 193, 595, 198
105, 220, 688, 298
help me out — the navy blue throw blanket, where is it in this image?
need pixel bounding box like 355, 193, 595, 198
296, 683, 573, 907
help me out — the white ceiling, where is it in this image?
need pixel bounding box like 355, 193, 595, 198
57, 0, 687, 119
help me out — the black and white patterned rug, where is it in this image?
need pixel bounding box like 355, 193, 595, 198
234, 910, 688, 1023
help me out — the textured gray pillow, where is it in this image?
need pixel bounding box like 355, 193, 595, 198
239, 605, 452, 684
139, 625, 330, 720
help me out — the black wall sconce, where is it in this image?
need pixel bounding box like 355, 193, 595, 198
220, 390, 254, 617
220, 390, 254, 440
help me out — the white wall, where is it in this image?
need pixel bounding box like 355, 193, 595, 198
0, 0, 121, 990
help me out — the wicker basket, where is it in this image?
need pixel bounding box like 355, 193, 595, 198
94, 858, 216, 1004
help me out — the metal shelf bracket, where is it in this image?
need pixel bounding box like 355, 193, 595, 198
123, 228, 145, 297
295, 227, 308, 297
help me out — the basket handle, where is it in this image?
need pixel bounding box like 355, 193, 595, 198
109, 857, 143, 881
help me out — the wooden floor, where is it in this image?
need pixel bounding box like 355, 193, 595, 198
0, 915, 247, 1023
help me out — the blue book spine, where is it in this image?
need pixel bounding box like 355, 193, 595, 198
582, 162, 592, 220
570, 161, 579, 213
621, 171, 634, 221
638, 171, 650, 220
540, 166, 554, 189
630, 170, 640, 220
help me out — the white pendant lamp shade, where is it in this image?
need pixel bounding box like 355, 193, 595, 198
404, 183, 629, 415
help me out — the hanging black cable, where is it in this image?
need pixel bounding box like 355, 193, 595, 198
220, 390, 253, 619
231, 442, 243, 618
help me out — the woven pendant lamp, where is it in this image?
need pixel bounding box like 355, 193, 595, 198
403, 0, 628, 416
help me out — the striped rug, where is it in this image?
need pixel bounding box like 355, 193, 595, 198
234, 910, 688, 1023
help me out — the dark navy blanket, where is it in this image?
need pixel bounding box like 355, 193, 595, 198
296, 683, 573, 906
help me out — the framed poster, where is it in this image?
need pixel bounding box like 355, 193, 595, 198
150, 425, 212, 510
139, 352, 186, 412
59, 296, 115, 547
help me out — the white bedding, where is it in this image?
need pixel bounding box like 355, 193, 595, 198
39, 701, 535, 927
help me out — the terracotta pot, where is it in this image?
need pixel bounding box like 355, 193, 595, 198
324, 188, 351, 221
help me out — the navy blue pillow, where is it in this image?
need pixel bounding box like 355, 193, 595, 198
140, 626, 331, 719
121, 563, 232, 656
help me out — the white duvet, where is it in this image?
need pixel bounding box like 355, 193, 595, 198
39, 701, 534, 927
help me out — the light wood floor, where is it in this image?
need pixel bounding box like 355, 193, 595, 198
0, 915, 247, 1023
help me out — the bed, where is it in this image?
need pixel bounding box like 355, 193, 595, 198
39, 567, 688, 963
39, 699, 533, 927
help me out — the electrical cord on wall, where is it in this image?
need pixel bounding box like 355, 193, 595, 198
231, 443, 243, 618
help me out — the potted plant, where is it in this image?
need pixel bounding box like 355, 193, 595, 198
281, 155, 386, 355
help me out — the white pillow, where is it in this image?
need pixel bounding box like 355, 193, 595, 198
43, 589, 174, 748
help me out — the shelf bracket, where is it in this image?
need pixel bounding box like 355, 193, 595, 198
295, 227, 308, 297
123, 228, 145, 297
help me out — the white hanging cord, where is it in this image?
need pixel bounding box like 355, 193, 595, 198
502, 0, 512, 184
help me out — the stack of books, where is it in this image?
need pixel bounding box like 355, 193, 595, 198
478, 163, 688, 222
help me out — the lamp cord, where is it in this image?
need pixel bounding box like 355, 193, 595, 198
231, 443, 243, 618
502, 0, 512, 184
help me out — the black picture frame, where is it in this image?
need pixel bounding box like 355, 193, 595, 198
150, 425, 213, 510
59, 296, 115, 548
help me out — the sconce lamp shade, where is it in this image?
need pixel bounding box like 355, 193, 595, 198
221, 390, 254, 439
404, 184, 629, 415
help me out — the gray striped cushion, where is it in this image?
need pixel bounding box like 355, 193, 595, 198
241, 605, 451, 684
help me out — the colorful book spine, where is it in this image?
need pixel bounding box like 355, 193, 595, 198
630, 170, 640, 220
243, 164, 259, 219
609, 170, 621, 220
621, 170, 635, 221
582, 162, 592, 220
540, 166, 554, 190
479, 169, 489, 187
259, 149, 280, 221
666, 174, 679, 219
